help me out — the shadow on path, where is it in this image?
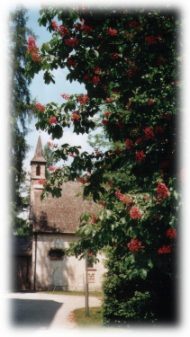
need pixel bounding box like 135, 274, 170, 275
10, 299, 62, 328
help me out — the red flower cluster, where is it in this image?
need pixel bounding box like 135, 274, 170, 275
81, 24, 93, 33
102, 119, 109, 126
64, 37, 79, 47
107, 27, 118, 36
35, 102, 45, 112
147, 98, 155, 106
127, 238, 144, 252
135, 137, 143, 145
158, 245, 172, 254
156, 182, 170, 200
145, 35, 161, 45
48, 116, 57, 125
51, 20, 58, 31
67, 57, 77, 67
128, 20, 140, 28
93, 67, 102, 75
111, 53, 120, 60
105, 97, 114, 103
58, 25, 69, 36
115, 191, 133, 205
71, 111, 80, 121
61, 93, 70, 100
27, 36, 41, 62
92, 75, 101, 85
103, 111, 111, 118
48, 166, 58, 172
129, 206, 142, 220
143, 127, 154, 140
155, 125, 164, 134
135, 150, 145, 162
125, 138, 133, 150
77, 94, 89, 105
166, 228, 177, 239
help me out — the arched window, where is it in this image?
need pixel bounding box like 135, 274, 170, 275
36, 164, 41, 176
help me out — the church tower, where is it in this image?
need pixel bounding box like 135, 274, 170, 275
30, 136, 46, 187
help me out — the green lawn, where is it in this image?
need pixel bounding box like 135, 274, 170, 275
46, 290, 103, 298
72, 307, 103, 327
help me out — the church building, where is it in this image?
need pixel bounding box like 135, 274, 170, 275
26, 136, 105, 291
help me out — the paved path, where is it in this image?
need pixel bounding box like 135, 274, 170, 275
8, 292, 102, 329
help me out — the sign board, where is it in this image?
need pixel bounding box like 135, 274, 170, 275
87, 271, 96, 283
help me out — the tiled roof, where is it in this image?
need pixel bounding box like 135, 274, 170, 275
30, 181, 100, 234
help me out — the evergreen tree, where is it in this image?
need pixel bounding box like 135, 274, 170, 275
10, 8, 32, 235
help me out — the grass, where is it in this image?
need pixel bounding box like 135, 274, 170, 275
45, 290, 103, 298
72, 307, 103, 327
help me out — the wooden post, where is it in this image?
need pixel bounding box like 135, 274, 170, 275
85, 255, 90, 316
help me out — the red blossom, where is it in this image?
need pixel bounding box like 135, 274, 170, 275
156, 182, 170, 200
103, 111, 111, 118
107, 27, 118, 36
102, 119, 109, 126
129, 206, 142, 220
126, 67, 138, 78
166, 228, 176, 239
117, 122, 125, 129
105, 97, 114, 103
35, 102, 45, 112
30, 52, 41, 62
158, 245, 172, 254
78, 177, 88, 184
92, 75, 101, 85
27, 36, 37, 52
135, 150, 145, 162
135, 137, 143, 145
155, 125, 165, 134
93, 67, 102, 75
48, 166, 57, 172
64, 37, 79, 47
81, 24, 93, 33
145, 35, 159, 45
61, 93, 70, 100
48, 116, 58, 125
77, 94, 89, 105
147, 98, 155, 106
128, 20, 140, 28
71, 111, 80, 121
83, 74, 90, 82
111, 53, 120, 60
127, 238, 144, 252
51, 20, 58, 31
143, 127, 155, 140
125, 138, 133, 150
115, 191, 133, 205
58, 25, 69, 36
67, 57, 77, 67
27, 36, 41, 62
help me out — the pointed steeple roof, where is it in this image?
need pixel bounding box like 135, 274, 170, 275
31, 136, 46, 163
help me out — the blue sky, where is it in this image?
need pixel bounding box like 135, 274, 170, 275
25, 8, 92, 171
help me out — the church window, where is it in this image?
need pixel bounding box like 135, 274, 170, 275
36, 164, 41, 176
48, 248, 65, 260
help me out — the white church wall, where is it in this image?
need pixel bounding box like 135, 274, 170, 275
31, 233, 106, 291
